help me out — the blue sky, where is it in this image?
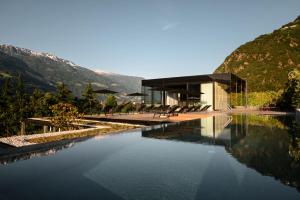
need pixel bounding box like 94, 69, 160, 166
0, 0, 299, 78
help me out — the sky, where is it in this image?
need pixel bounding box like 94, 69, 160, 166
0, 0, 299, 78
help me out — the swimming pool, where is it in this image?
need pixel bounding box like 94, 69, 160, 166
0, 114, 300, 200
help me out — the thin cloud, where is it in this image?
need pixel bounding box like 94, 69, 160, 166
161, 22, 180, 31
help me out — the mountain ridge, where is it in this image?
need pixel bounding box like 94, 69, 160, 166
0, 44, 143, 98
214, 15, 300, 92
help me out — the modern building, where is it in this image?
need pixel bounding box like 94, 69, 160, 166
142, 73, 247, 111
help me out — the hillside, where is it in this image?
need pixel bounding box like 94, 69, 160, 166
214, 16, 300, 92
0, 45, 143, 98
0, 51, 55, 92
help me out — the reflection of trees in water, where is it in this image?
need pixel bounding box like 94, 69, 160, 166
0, 142, 74, 165
227, 114, 300, 191
0, 136, 92, 165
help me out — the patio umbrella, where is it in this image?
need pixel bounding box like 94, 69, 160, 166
93, 89, 118, 105
93, 89, 118, 94
127, 92, 148, 96
127, 92, 148, 103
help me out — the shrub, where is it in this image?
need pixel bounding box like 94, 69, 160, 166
50, 103, 81, 131
231, 90, 283, 107
121, 102, 134, 113
105, 95, 117, 108
278, 69, 300, 109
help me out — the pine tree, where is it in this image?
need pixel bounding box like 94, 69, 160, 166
0, 78, 12, 136
55, 83, 73, 103
82, 83, 97, 114
30, 89, 44, 117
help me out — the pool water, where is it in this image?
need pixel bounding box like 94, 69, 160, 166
0, 114, 300, 200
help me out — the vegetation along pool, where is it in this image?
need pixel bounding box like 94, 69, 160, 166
0, 114, 300, 200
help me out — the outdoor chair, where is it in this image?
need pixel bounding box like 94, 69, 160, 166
145, 105, 154, 112
153, 105, 179, 118
152, 105, 163, 112
114, 103, 127, 114
174, 106, 188, 114
186, 106, 196, 112
199, 105, 211, 112
135, 103, 146, 113
191, 105, 202, 112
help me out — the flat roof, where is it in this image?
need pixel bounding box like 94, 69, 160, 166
142, 73, 245, 87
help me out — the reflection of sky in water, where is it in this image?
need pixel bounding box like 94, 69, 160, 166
0, 115, 300, 200
82, 132, 299, 200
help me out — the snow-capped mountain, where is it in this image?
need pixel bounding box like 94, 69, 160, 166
0, 44, 143, 98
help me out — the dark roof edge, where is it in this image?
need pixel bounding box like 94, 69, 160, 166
142, 73, 244, 82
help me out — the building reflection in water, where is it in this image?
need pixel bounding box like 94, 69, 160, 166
142, 114, 300, 191
142, 114, 248, 148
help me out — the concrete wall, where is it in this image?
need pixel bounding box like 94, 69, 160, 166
200, 83, 213, 111
166, 92, 179, 106
214, 82, 229, 111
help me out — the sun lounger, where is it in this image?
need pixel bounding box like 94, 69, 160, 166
153, 105, 179, 118
199, 105, 211, 112
191, 105, 201, 112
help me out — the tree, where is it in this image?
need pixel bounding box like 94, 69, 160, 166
0, 75, 31, 136
30, 89, 44, 117
15, 74, 29, 121
105, 95, 117, 108
279, 69, 300, 109
82, 83, 97, 114
50, 103, 81, 131
0, 78, 14, 136
290, 70, 300, 108
103, 95, 117, 115
55, 83, 73, 103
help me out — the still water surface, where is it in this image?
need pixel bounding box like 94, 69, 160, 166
0, 114, 300, 200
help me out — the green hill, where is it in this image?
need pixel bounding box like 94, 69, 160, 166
214, 16, 300, 92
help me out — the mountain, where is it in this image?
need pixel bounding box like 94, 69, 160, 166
0, 44, 143, 98
214, 16, 300, 92
0, 51, 55, 92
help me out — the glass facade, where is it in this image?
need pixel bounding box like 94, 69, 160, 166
142, 73, 247, 110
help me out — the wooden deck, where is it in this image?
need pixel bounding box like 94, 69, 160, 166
84, 112, 218, 125
83, 109, 294, 125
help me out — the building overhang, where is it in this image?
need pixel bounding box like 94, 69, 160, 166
142, 73, 245, 87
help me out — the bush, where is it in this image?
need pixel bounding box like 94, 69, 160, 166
231, 90, 283, 107
278, 69, 300, 109
105, 95, 117, 108
121, 102, 134, 113
50, 103, 81, 131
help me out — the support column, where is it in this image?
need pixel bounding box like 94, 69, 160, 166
213, 81, 216, 111
151, 89, 154, 106
186, 83, 189, 106
162, 90, 166, 106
